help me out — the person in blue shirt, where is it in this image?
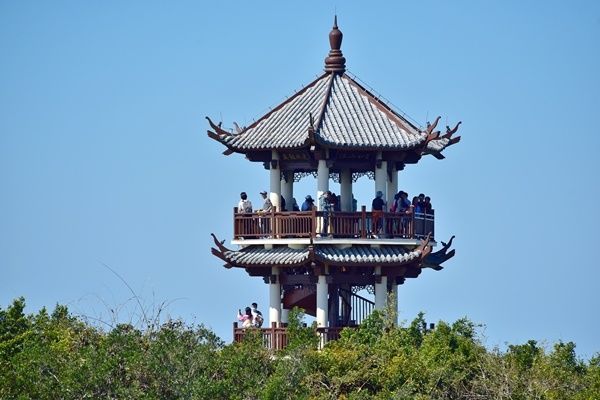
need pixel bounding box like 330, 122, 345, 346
301, 195, 315, 211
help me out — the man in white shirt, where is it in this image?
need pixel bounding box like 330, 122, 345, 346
237, 192, 253, 213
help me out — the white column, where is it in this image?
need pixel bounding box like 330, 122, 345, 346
387, 164, 398, 207
281, 171, 293, 211
269, 267, 281, 326
340, 168, 352, 212
374, 266, 388, 311
316, 275, 328, 327
281, 307, 289, 324
269, 150, 281, 211
374, 153, 387, 207
316, 159, 329, 211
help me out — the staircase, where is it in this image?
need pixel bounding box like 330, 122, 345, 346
283, 286, 375, 325
338, 288, 374, 326
283, 286, 317, 316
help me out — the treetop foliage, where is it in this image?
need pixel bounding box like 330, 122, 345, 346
1, 297, 598, 399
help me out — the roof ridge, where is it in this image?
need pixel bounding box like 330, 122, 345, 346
341, 73, 421, 135
310, 73, 337, 146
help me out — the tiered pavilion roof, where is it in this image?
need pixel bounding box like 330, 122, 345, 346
207, 17, 460, 169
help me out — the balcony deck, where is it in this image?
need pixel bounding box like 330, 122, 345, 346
233, 322, 347, 350
232, 206, 434, 244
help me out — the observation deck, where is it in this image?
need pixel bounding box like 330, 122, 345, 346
232, 206, 435, 246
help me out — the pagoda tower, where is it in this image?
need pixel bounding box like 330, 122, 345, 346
208, 18, 460, 346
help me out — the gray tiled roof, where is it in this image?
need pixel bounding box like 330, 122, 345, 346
220, 75, 329, 150
317, 245, 421, 264
214, 73, 433, 152
318, 74, 424, 148
222, 245, 421, 266
223, 246, 309, 266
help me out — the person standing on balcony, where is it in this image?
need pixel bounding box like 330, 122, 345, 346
280, 195, 287, 211
251, 302, 264, 328
236, 192, 253, 239
412, 196, 423, 213
237, 192, 253, 213
237, 307, 254, 328
397, 191, 413, 237
423, 196, 433, 214
258, 191, 273, 237
301, 195, 315, 211
320, 191, 335, 236
397, 191, 411, 213
291, 197, 300, 211
371, 191, 386, 237
259, 191, 273, 212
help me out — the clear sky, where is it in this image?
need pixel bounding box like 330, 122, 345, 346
1, 1, 599, 358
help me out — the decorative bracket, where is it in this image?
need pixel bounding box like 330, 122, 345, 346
422, 235, 456, 271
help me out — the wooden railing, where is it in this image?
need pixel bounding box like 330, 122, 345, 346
233, 322, 346, 350
339, 289, 374, 326
233, 207, 434, 240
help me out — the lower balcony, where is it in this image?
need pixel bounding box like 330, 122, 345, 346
233, 322, 347, 351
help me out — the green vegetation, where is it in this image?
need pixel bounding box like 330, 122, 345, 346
1, 297, 598, 399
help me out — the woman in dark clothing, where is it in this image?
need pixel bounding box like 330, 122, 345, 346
423, 196, 433, 214
371, 191, 386, 237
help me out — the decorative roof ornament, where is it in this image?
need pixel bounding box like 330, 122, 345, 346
324, 16, 346, 73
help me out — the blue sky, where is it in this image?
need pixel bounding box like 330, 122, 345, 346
1, 1, 599, 358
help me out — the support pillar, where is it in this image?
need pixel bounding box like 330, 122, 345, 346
387, 164, 398, 208
269, 151, 281, 211
374, 153, 387, 209
374, 266, 388, 311
340, 168, 352, 212
316, 159, 329, 211
316, 275, 328, 327
269, 267, 281, 326
281, 171, 293, 211
281, 307, 289, 325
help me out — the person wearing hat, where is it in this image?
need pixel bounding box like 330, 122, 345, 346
301, 195, 315, 211
259, 191, 273, 212
237, 191, 253, 214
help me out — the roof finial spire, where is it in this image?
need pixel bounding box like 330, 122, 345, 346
324, 15, 346, 73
